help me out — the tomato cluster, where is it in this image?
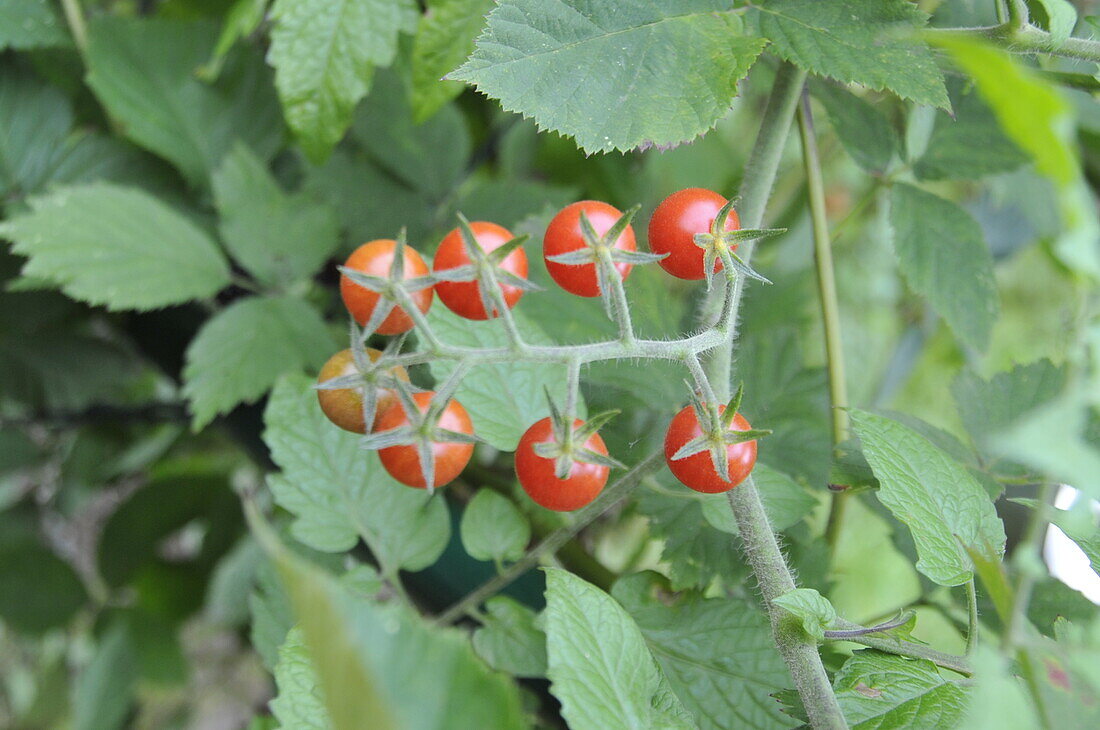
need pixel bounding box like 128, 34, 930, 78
318, 188, 759, 506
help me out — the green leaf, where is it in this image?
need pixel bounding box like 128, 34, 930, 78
960, 647, 1040, 729
72, 622, 138, 730
1033, 0, 1078, 46
543, 569, 695, 730
613, 572, 797, 730
451, 0, 766, 153
753, 0, 948, 109
851, 409, 1006, 586
252, 512, 527, 730
264, 374, 451, 572
212, 143, 340, 287
85, 17, 282, 186
471, 596, 548, 678
267, 0, 418, 161
410, 0, 493, 122
0, 0, 70, 50
889, 183, 998, 351
932, 36, 1100, 277
272, 626, 334, 730
914, 77, 1028, 181
460, 489, 531, 564
204, 536, 265, 627
203, 0, 270, 78
426, 306, 583, 451
773, 588, 837, 642
834, 652, 968, 729
952, 359, 1067, 447
0, 67, 73, 196
0, 529, 86, 633
251, 560, 295, 671
1, 183, 231, 310
809, 80, 899, 174
183, 296, 334, 429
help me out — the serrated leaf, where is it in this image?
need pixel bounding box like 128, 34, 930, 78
271, 626, 333, 730
471, 596, 548, 678
452, 0, 766, 153
810, 80, 899, 174
183, 297, 334, 429
614, 572, 797, 730
952, 359, 1066, 448
1, 184, 231, 310
0, 67, 73, 196
914, 77, 1028, 181
0, 0, 70, 50
544, 569, 695, 730
851, 409, 1006, 586
754, 0, 948, 109
86, 17, 282, 186
932, 36, 1099, 277
889, 183, 998, 351
410, 0, 493, 122
212, 143, 340, 287
264, 374, 450, 572
834, 652, 968, 729
426, 306, 583, 451
267, 0, 418, 161
773, 588, 836, 642
254, 515, 527, 730
460, 489, 531, 564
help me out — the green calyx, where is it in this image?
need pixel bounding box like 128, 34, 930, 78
338, 230, 436, 336
532, 392, 624, 478
691, 198, 786, 291
669, 383, 771, 481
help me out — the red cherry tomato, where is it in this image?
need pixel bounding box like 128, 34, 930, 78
515, 417, 610, 511
433, 221, 528, 320
543, 201, 636, 297
664, 404, 757, 493
375, 392, 474, 489
339, 239, 433, 335
316, 348, 410, 434
648, 188, 740, 280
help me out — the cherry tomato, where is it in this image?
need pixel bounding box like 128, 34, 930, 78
543, 201, 636, 297
339, 239, 433, 335
316, 348, 410, 434
375, 392, 474, 489
433, 221, 528, 320
515, 417, 610, 511
664, 404, 757, 493
648, 188, 740, 280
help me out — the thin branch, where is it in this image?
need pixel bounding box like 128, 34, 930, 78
829, 618, 973, 677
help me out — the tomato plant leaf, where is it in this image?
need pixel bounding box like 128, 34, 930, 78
961, 647, 1041, 729
183, 297, 334, 429
952, 359, 1067, 449
544, 569, 695, 730
753, 0, 948, 109
271, 626, 334, 730
889, 183, 999, 351
410, 0, 493, 123
1032, 0, 1078, 47
1, 183, 231, 310
459, 489, 531, 564
212, 143, 340, 288
809, 80, 899, 174
834, 652, 968, 729
0, 0, 70, 50
0, 526, 86, 634
263, 374, 451, 572
71, 621, 138, 730
0, 67, 73, 196
471, 596, 548, 678
451, 0, 766, 154
613, 572, 797, 730
850, 409, 1006, 586
267, 0, 417, 162
85, 17, 282, 187
773, 588, 836, 642
427, 307, 584, 450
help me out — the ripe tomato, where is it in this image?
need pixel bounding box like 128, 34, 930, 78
375, 392, 474, 489
543, 200, 636, 297
515, 417, 610, 511
433, 221, 528, 320
664, 404, 757, 493
339, 239, 433, 335
316, 348, 410, 434
648, 188, 740, 280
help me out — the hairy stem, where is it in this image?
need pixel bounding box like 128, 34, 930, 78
436, 450, 665, 625
927, 23, 1100, 64
797, 93, 851, 556
965, 578, 979, 656
1006, 0, 1029, 30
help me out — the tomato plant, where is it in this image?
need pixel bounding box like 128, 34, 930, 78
374, 391, 475, 489
433, 221, 528, 320
340, 239, 434, 334
515, 417, 610, 511
664, 404, 758, 493
316, 348, 410, 434
648, 188, 741, 280
543, 200, 637, 297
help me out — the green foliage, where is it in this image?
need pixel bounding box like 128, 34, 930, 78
410, 0, 493, 122
773, 588, 837, 642
470, 596, 547, 677
834, 652, 968, 729
72, 622, 137, 730
459, 489, 531, 564
544, 569, 695, 729
753, 0, 949, 109
810, 81, 899, 174
453, 0, 766, 153
0, 0, 70, 50
0, 525, 86, 633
